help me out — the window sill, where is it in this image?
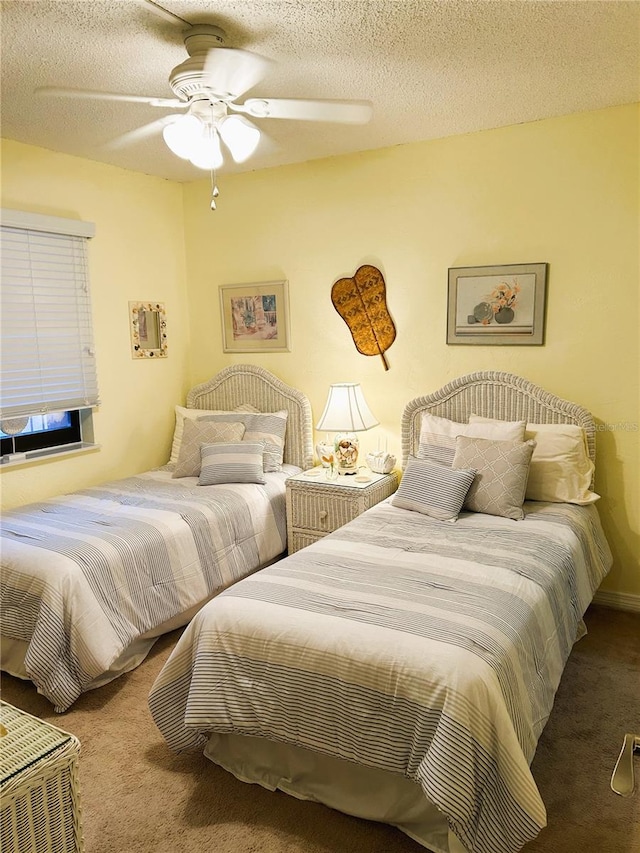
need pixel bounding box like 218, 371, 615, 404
0, 442, 100, 469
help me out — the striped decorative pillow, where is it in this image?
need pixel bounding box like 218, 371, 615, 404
199, 411, 288, 472
198, 442, 267, 486
418, 412, 526, 467
391, 456, 476, 521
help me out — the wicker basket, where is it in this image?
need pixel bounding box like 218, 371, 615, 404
0, 701, 83, 853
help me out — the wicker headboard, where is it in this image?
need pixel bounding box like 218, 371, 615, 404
186, 364, 314, 471
401, 371, 596, 469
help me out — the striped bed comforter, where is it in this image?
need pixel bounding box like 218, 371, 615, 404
149, 499, 612, 853
1, 467, 296, 712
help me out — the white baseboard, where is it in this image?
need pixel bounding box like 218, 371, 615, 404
592, 590, 640, 613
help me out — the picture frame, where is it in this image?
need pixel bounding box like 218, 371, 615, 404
219, 280, 291, 353
129, 301, 167, 358
447, 263, 547, 345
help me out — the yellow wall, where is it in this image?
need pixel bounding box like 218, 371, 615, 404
183, 104, 639, 597
0, 139, 190, 508
1, 105, 638, 598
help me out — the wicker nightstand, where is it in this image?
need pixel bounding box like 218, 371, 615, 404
0, 701, 84, 853
286, 468, 398, 554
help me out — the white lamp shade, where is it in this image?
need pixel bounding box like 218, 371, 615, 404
219, 115, 261, 163
315, 383, 379, 432
162, 114, 203, 159
189, 127, 224, 170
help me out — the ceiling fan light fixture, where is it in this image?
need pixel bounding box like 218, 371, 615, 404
36, 20, 373, 196
219, 115, 261, 163
162, 114, 204, 159
189, 127, 224, 170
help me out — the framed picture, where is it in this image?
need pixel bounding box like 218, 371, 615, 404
219, 280, 291, 353
129, 301, 167, 358
447, 263, 547, 345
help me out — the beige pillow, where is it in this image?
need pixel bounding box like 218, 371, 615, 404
471, 416, 599, 504
452, 436, 536, 520
172, 419, 245, 478
418, 412, 526, 467
467, 414, 528, 441
524, 423, 599, 504
169, 404, 261, 466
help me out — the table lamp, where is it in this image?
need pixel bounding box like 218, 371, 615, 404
315, 383, 379, 474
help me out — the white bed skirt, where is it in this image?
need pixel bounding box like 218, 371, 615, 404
203, 732, 470, 853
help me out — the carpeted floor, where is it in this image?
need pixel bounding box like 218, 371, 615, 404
2, 604, 639, 853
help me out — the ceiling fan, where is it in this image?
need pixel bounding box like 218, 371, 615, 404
36, 19, 373, 207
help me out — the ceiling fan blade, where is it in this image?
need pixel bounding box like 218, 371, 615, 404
104, 115, 178, 150
132, 0, 191, 26
232, 98, 373, 124
203, 48, 272, 100
35, 87, 186, 109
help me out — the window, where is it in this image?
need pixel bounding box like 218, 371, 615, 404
0, 209, 99, 465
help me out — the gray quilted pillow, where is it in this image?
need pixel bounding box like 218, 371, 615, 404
452, 436, 535, 520
172, 419, 245, 478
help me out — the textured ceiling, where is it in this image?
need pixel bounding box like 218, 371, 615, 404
1, 0, 639, 183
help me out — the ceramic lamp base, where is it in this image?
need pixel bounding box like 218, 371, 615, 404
334, 432, 359, 474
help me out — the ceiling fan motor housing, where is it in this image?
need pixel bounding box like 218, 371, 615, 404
169, 25, 228, 101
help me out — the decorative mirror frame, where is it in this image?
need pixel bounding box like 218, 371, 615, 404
129, 301, 168, 358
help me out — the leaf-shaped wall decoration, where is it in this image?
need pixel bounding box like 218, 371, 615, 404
331, 264, 396, 370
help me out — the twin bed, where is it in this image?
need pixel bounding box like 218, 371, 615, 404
1, 368, 612, 853
0, 364, 313, 712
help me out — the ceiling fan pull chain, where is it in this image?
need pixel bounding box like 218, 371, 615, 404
210, 169, 219, 210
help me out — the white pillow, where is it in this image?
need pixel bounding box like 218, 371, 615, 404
169, 405, 226, 466
418, 412, 526, 466
466, 414, 528, 441
524, 423, 599, 504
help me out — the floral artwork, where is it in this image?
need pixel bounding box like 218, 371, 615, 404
470, 279, 521, 326
447, 263, 547, 346
230, 294, 278, 342
220, 281, 290, 353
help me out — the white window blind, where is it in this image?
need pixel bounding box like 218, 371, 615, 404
1, 210, 100, 419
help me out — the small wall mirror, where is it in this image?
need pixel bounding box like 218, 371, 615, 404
129, 301, 167, 358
